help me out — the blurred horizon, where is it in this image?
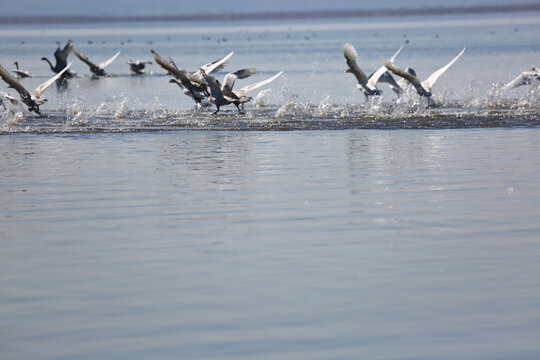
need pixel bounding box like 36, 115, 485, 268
2, 0, 539, 20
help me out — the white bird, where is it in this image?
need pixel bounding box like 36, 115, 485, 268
343, 43, 402, 98
127, 60, 152, 75
503, 66, 540, 89
0, 61, 72, 114
12, 61, 33, 78
72, 48, 120, 77
381, 47, 466, 98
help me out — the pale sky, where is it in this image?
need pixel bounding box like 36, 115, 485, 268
4, 0, 538, 17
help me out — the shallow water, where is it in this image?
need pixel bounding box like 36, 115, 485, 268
1, 9, 540, 360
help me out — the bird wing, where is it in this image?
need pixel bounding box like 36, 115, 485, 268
0, 91, 20, 106
235, 71, 284, 97
343, 43, 369, 85
366, 46, 403, 90
191, 51, 235, 84
98, 50, 121, 69
72, 48, 99, 69
222, 68, 256, 93
421, 47, 466, 92
0, 62, 30, 99
201, 51, 234, 74
30, 61, 73, 99
62, 40, 74, 57
380, 57, 425, 93
503, 72, 540, 89
150, 49, 191, 83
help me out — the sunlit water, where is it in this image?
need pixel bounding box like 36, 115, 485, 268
1, 10, 540, 360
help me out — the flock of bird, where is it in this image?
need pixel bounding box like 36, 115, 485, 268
1, 39, 539, 117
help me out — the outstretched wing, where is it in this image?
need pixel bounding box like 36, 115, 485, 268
56, 40, 73, 63
0, 62, 30, 99
191, 51, 235, 85
30, 62, 73, 99
98, 50, 121, 69
366, 45, 403, 90
222, 68, 256, 93
151, 49, 191, 83
235, 71, 284, 97
201, 51, 234, 74
72, 48, 99, 69
421, 47, 466, 92
343, 43, 369, 85
503, 71, 540, 89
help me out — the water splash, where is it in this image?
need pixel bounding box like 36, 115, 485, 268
254, 89, 271, 108
114, 98, 129, 119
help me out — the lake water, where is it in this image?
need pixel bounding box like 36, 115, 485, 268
1, 9, 540, 360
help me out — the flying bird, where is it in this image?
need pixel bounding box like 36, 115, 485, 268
503, 66, 540, 89
0, 62, 72, 114
127, 60, 152, 75
380, 47, 466, 99
343, 43, 402, 98
227, 70, 284, 111
202, 68, 256, 114
41, 40, 76, 78
72, 48, 120, 77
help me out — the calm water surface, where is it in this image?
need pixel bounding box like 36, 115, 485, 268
1, 129, 540, 359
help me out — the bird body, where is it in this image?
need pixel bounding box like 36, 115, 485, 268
127, 60, 152, 75
73, 48, 120, 77
12, 61, 33, 78
203, 68, 256, 114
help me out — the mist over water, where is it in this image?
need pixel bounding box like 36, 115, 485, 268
1, 7, 540, 360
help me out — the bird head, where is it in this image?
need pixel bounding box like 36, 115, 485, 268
406, 68, 417, 77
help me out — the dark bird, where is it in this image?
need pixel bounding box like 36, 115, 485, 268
41, 40, 76, 78
72, 48, 120, 77
127, 60, 152, 75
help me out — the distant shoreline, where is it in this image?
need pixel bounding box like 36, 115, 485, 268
1, 4, 540, 25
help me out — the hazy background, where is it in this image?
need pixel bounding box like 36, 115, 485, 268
4, 0, 539, 17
